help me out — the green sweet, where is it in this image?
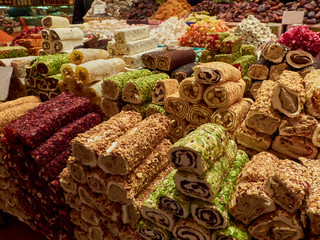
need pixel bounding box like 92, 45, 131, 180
212, 221, 251, 240
240, 44, 257, 57
0, 46, 28, 59
233, 55, 257, 75
220, 36, 242, 54
146, 103, 167, 117
35, 53, 70, 76
214, 51, 241, 64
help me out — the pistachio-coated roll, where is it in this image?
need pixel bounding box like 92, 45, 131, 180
211, 221, 251, 240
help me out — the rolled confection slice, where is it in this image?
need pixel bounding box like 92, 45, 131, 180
247, 58, 270, 80
98, 113, 171, 175
279, 113, 317, 139
248, 208, 304, 240
70, 49, 110, 65
174, 139, 237, 203
245, 80, 281, 135
138, 219, 171, 240
235, 121, 272, 152
211, 98, 253, 132
61, 63, 76, 84
171, 62, 198, 82
164, 92, 190, 119
36, 76, 47, 90
122, 102, 150, 118
229, 181, 276, 225
59, 168, 78, 195
102, 69, 152, 101
286, 49, 314, 69
41, 40, 52, 52
82, 81, 104, 104
304, 70, 320, 118
203, 79, 246, 108
194, 62, 241, 85
53, 39, 84, 53
232, 55, 257, 75
88, 226, 103, 240
186, 103, 213, 125
142, 50, 169, 69
249, 80, 262, 100
211, 221, 251, 240
122, 73, 169, 104
67, 156, 87, 184
79, 185, 96, 208
41, 16, 70, 29
183, 123, 200, 137
169, 123, 229, 175
50, 28, 84, 41
191, 150, 249, 229
94, 195, 122, 221
269, 63, 290, 81
146, 104, 166, 117
41, 74, 63, 91
36, 53, 70, 76
114, 25, 150, 43
86, 168, 108, 194
75, 58, 126, 84
271, 135, 318, 159
109, 37, 158, 55
264, 159, 311, 213
156, 49, 196, 72
172, 218, 211, 240
152, 78, 179, 106
168, 115, 188, 142
272, 70, 305, 118
312, 124, 320, 147
101, 99, 123, 118
71, 111, 142, 167
80, 205, 102, 226
178, 77, 205, 104
261, 42, 288, 64
107, 138, 172, 204
41, 30, 49, 41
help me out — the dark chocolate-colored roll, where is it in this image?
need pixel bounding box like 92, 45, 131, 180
156, 49, 196, 71
171, 62, 198, 82
142, 50, 168, 69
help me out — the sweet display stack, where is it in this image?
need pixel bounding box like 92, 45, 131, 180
40, 16, 84, 55
59, 111, 172, 239
138, 123, 251, 240
1, 92, 103, 239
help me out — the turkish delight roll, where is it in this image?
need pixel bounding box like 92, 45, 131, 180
203, 79, 246, 108
304, 70, 320, 118
169, 123, 229, 175
247, 58, 270, 80
108, 37, 157, 55
86, 168, 108, 194
71, 111, 142, 167
60, 63, 76, 84
152, 78, 179, 106
67, 156, 87, 184
70, 49, 110, 65
272, 70, 306, 118
53, 39, 84, 53
191, 150, 249, 229
59, 168, 78, 195
174, 140, 237, 203
211, 221, 251, 240
271, 135, 318, 159
171, 62, 197, 82
36, 54, 70, 76
312, 124, 320, 147
186, 103, 214, 125
245, 80, 281, 135
248, 208, 304, 240
286, 49, 314, 69
107, 138, 172, 204
102, 69, 152, 101
211, 98, 253, 132
41, 30, 49, 41
122, 48, 161, 69
194, 62, 242, 85
41, 16, 70, 29
99, 113, 171, 175
261, 42, 288, 64
146, 104, 166, 117
101, 99, 123, 118
200, 49, 218, 63
232, 55, 257, 75
172, 218, 211, 240
164, 92, 190, 119
114, 26, 150, 43
50, 28, 84, 41
0, 46, 28, 59
168, 115, 188, 142
41, 41, 52, 52
269, 63, 290, 81
265, 159, 311, 213
122, 102, 150, 118
156, 49, 196, 72
178, 77, 205, 104
138, 220, 171, 240
122, 73, 169, 104
249, 81, 262, 100
41, 74, 63, 91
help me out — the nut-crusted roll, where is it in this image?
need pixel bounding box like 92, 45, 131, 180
312, 124, 320, 147
59, 168, 78, 195
194, 62, 242, 85
245, 80, 281, 135
279, 113, 317, 139
184, 123, 200, 137
152, 78, 179, 106
173, 218, 211, 240
248, 208, 304, 240
164, 92, 190, 119
211, 98, 253, 132
272, 70, 306, 118
235, 121, 272, 152
286, 49, 314, 69
86, 168, 108, 194
191, 150, 249, 229
261, 42, 288, 64
269, 63, 290, 81
203, 79, 246, 108
146, 103, 166, 117
169, 123, 229, 175
264, 159, 311, 213
211, 221, 251, 240
304, 70, 320, 118
174, 140, 237, 203
101, 99, 123, 118
138, 219, 171, 240
271, 135, 318, 159
99, 113, 171, 175
186, 103, 214, 125
168, 115, 188, 142
179, 77, 206, 104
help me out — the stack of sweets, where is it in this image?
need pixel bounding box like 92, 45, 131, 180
1, 92, 103, 239
16, 33, 42, 56
0, 46, 28, 59
40, 16, 84, 55
59, 111, 173, 239
138, 123, 251, 240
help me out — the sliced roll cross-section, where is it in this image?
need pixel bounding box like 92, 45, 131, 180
261, 42, 288, 64
286, 49, 314, 69
304, 70, 320, 118
186, 103, 213, 126
164, 92, 190, 119
152, 78, 179, 106
138, 219, 171, 240
173, 218, 211, 240
41, 16, 70, 29
179, 77, 205, 104
70, 48, 109, 65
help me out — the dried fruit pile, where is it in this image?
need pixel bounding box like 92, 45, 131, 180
285, 0, 320, 24
190, 0, 225, 16
124, 0, 159, 20
0, 93, 103, 240
150, 0, 193, 21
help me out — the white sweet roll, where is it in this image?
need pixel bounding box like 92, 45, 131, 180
123, 48, 161, 69
41, 40, 52, 51
53, 39, 84, 53
114, 25, 150, 43
70, 49, 110, 65
110, 37, 158, 55
50, 28, 84, 41
41, 16, 70, 29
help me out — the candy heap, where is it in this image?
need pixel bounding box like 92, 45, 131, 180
1, 93, 103, 239
59, 111, 172, 239
138, 123, 251, 240
124, 0, 159, 20
40, 16, 84, 55
285, 0, 320, 24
